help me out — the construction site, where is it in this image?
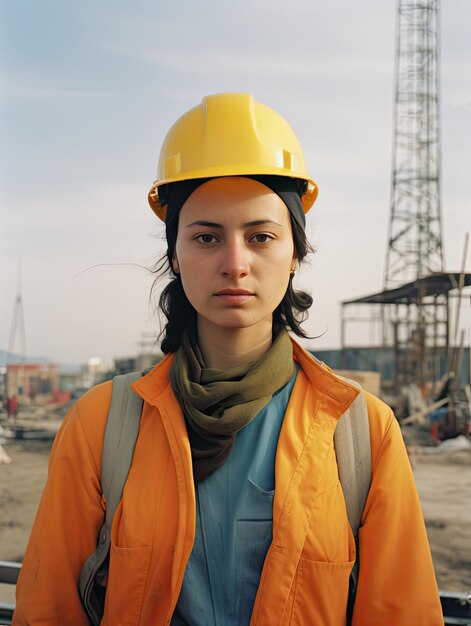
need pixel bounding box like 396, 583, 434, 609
1, 0, 470, 624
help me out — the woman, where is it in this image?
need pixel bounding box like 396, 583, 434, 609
14, 93, 443, 625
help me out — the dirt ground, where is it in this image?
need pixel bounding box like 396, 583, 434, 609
1, 421, 470, 605
411, 448, 471, 593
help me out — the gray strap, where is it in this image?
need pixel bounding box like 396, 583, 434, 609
334, 377, 371, 624
78, 372, 143, 625
101, 371, 144, 529
334, 378, 371, 537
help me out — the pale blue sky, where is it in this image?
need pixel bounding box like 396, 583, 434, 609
1, 0, 470, 364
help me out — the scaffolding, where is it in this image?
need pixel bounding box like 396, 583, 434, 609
341, 273, 471, 391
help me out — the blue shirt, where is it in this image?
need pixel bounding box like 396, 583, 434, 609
171, 367, 298, 626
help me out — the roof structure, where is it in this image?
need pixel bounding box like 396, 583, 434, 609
342, 272, 471, 306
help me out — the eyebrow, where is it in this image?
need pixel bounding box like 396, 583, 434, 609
185, 219, 283, 228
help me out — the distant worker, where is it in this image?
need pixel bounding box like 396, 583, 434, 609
13, 93, 444, 625
7, 394, 18, 420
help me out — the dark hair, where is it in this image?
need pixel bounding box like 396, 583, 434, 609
152, 205, 315, 354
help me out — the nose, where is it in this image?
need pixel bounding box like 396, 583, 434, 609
220, 237, 250, 279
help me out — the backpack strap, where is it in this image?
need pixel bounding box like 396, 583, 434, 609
100, 372, 144, 526
334, 376, 371, 624
334, 379, 371, 535
79, 372, 143, 626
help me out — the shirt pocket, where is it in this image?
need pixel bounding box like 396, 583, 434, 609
237, 473, 274, 520
247, 475, 275, 502
290, 558, 355, 626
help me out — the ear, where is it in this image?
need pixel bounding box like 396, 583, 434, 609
172, 254, 180, 274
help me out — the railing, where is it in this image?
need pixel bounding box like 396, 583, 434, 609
0, 562, 20, 625
1, 561, 470, 625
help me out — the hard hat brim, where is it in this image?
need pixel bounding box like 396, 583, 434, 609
148, 174, 318, 222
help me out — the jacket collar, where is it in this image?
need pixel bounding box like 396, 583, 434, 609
131, 336, 359, 416
290, 338, 359, 418
131, 351, 175, 403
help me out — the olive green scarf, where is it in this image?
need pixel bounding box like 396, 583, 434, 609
170, 326, 295, 482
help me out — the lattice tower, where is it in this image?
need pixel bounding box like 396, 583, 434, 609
384, 0, 444, 289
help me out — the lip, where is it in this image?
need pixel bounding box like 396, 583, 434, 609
214, 289, 255, 305
215, 289, 254, 296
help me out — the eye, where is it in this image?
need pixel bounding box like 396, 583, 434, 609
250, 233, 274, 243
195, 233, 218, 244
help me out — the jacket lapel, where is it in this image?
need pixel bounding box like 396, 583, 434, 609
131, 358, 196, 603
251, 341, 359, 625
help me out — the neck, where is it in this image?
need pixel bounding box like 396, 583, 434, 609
196, 317, 274, 370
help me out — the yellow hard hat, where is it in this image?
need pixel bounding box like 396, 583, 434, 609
148, 93, 318, 221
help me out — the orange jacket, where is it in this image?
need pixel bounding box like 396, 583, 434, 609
14, 341, 443, 625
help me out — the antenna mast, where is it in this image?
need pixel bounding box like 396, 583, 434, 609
8, 260, 27, 360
